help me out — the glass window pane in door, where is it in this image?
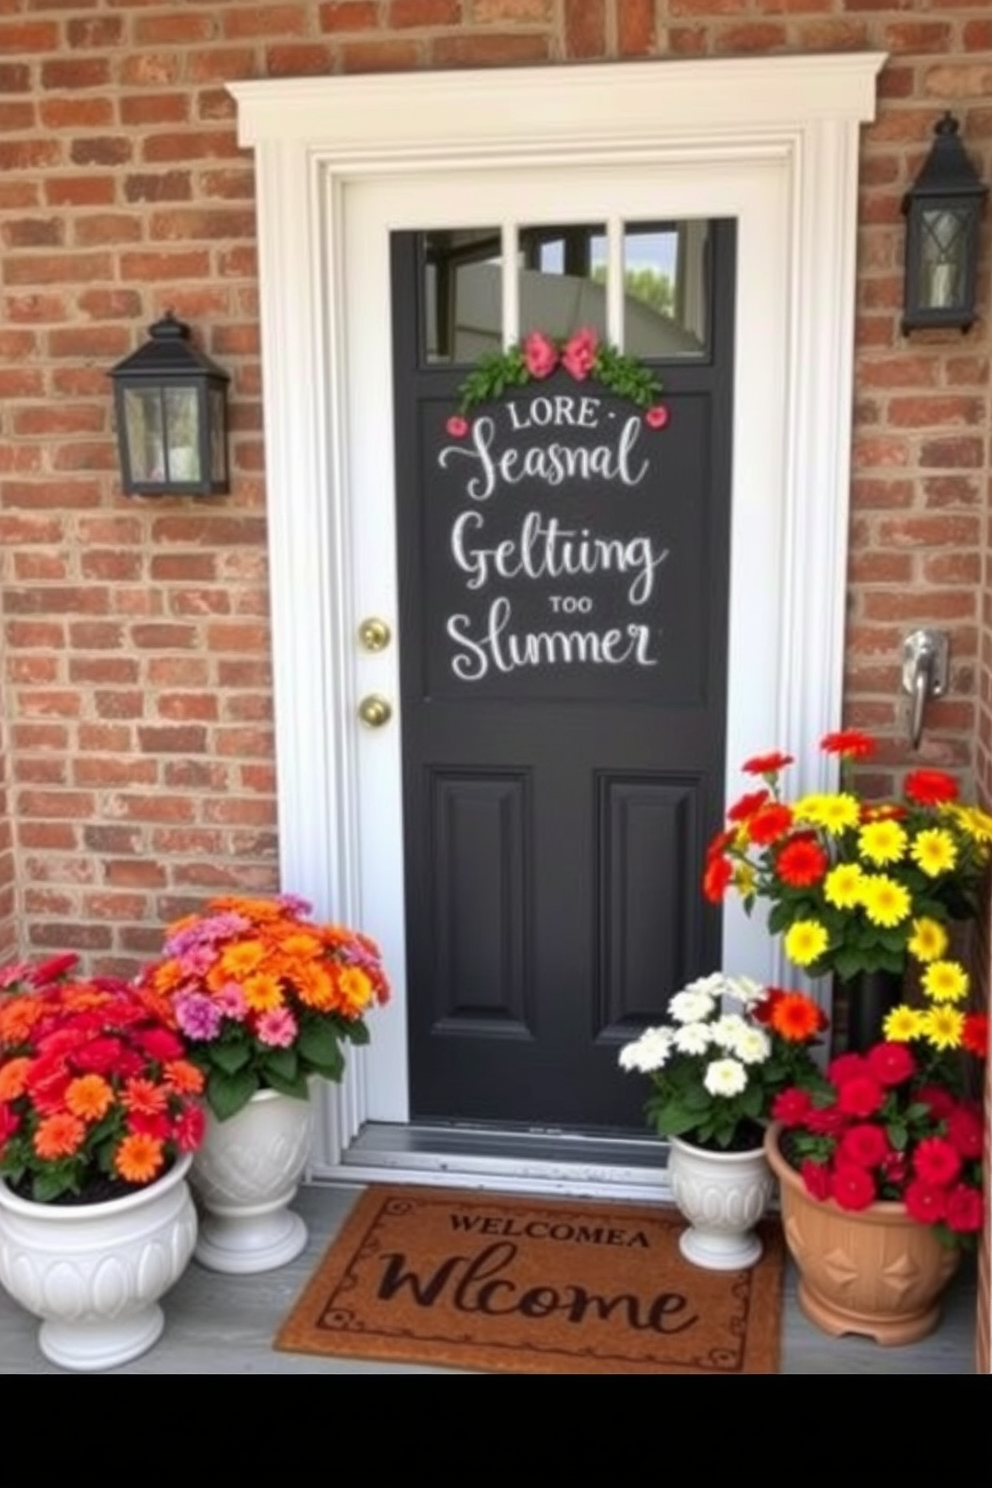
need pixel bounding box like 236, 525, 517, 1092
623, 221, 709, 359
518, 223, 607, 342
420, 228, 502, 364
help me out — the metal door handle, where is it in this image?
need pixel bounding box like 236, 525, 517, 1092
357, 693, 392, 729
902, 630, 949, 751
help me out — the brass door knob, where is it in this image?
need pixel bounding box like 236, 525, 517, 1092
357, 693, 392, 728
357, 617, 391, 652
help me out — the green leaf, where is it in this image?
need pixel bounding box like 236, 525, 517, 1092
207, 1067, 260, 1121
209, 1041, 252, 1076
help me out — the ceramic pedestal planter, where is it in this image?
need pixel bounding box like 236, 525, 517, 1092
667, 1133, 774, 1270
191, 1087, 314, 1274
0, 1154, 197, 1372
765, 1123, 960, 1346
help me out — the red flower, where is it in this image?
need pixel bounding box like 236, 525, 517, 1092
73, 1037, 125, 1075
800, 1159, 832, 1201
522, 331, 558, 380
880, 1150, 909, 1189
645, 405, 669, 430
912, 1136, 962, 1188
915, 1084, 957, 1121
775, 835, 829, 888
820, 729, 876, 759
174, 1104, 206, 1154
706, 827, 737, 858
702, 855, 733, 904
771, 1088, 813, 1125
831, 1163, 877, 1211
865, 1041, 916, 1088
770, 991, 826, 1042
27, 953, 81, 987
747, 803, 794, 845
837, 1075, 884, 1119
838, 1123, 890, 1169
962, 1013, 989, 1059
827, 1052, 868, 1086
945, 1184, 984, 1234
904, 1178, 948, 1226
806, 1104, 847, 1136
726, 789, 769, 823
904, 768, 959, 807
946, 1104, 984, 1161
742, 751, 794, 777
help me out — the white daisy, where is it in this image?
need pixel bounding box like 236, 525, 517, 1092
703, 1057, 748, 1098
668, 988, 716, 1024
673, 1022, 712, 1056
618, 1026, 673, 1074
711, 1013, 749, 1051
732, 1026, 771, 1066
724, 975, 767, 1009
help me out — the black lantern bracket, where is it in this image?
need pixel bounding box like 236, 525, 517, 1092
108, 311, 231, 497
901, 112, 988, 335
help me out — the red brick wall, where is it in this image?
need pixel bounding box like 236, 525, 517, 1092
1, 5, 991, 968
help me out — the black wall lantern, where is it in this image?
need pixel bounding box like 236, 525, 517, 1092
902, 112, 988, 335
108, 312, 231, 496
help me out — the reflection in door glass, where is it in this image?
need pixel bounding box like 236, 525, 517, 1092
623, 221, 709, 358
518, 223, 608, 343
420, 229, 502, 364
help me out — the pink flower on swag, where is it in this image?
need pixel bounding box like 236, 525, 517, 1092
446, 415, 470, 438
561, 327, 598, 381
523, 331, 558, 380
256, 1007, 298, 1048
645, 405, 669, 430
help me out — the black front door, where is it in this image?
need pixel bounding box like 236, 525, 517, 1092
392, 224, 736, 1131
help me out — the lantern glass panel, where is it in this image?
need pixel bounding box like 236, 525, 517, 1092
123, 388, 166, 482
164, 386, 201, 483
209, 386, 228, 483
920, 207, 968, 309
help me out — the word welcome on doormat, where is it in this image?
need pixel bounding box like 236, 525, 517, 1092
275, 1186, 784, 1374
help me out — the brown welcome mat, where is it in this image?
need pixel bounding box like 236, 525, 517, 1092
275, 1185, 784, 1374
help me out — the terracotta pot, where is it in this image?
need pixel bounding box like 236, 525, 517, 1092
765, 1123, 960, 1346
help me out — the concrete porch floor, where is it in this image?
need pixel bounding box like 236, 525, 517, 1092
0, 1182, 976, 1374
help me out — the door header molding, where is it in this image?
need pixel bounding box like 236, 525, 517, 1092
231, 53, 884, 155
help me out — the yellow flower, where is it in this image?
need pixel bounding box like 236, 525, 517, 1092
784, 919, 829, 967
824, 862, 864, 909
921, 959, 969, 1004
733, 862, 756, 896
907, 916, 949, 963
883, 1004, 925, 1042
242, 972, 285, 1012
859, 874, 911, 928
910, 827, 958, 878
793, 793, 860, 834
857, 818, 907, 866
949, 804, 992, 848
920, 1005, 964, 1052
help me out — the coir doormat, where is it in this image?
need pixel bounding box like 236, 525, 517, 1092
275, 1185, 784, 1374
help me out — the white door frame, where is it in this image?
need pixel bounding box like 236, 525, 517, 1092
230, 53, 884, 1186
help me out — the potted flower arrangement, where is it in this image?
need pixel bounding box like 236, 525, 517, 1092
139, 892, 390, 1274
765, 1002, 987, 1345
0, 955, 205, 1370
619, 972, 826, 1270
703, 729, 992, 1049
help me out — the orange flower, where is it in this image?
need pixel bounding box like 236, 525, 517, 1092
337, 966, 373, 1017
0, 1056, 32, 1102
163, 1058, 205, 1095
243, 972, 284, 1013
294, 962, 336, 1010
34, 1112, 87, 1160
219, 939, 268, 979
114, 1132, 165, 1184
770, 992, 824, 1042
122, 1077, 168, 1116
65, 1074, 114, 1123
0, 997, 46, 1045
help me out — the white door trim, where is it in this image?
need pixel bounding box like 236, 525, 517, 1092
230, 54, 884, 1182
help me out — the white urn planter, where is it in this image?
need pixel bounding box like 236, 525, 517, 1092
0, 1153, 197, 1372
667, 1134, 774, 1271
191, 1087, 314, 1274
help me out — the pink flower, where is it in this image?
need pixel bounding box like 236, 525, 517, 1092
645, 405, 669, 430
256, 1007, 298, 1048
561, 327, 598, 381
523, 331, 558, 380
446, 415, 469, 438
